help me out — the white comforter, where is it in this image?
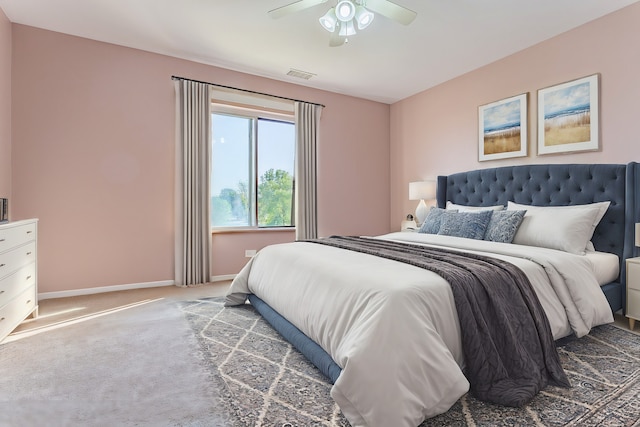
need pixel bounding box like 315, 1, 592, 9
225, 232, 614, 427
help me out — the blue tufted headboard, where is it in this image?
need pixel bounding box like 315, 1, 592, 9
436, 162, 640, 313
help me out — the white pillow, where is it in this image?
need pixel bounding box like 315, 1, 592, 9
507, 201, 610, 255
446, 201, 505, 212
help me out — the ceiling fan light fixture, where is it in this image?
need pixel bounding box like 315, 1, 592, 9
338, 19, 356, 36
354, 5, 374, 30
319, 8, 337, 32
335, 0, 356, 22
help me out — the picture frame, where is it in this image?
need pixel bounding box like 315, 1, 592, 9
478, 93, 528, 162
537, 74, 599, 155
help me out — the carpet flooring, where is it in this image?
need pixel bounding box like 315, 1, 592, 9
182, 297, 640, 427
0, 298, 235, 427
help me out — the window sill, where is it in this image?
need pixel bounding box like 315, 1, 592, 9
212, 227, 295, 235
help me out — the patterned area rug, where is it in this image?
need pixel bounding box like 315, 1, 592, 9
181, 298, 640, 427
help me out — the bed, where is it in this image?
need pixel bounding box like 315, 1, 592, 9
225, 162, 640, 427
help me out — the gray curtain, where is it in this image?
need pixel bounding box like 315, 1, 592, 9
174, 80, 212, 286
294, 102, 323, 240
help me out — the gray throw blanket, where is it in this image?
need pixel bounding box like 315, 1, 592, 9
306, 236, 570, 407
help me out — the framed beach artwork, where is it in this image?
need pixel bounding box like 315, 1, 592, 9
478, 93, 528, 162
537, 74, 599, 155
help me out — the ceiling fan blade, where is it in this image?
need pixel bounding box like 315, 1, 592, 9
329, 30, 346, 47
365, 0, 417, 25
268, 0, 329, 19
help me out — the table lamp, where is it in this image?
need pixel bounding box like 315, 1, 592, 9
409, 181, 436, 225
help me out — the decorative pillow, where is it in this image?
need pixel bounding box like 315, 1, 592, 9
446, 201, 505, 212
437, 210, 493, 240
418, 207, 455, 234
484, 210, 526, 243
506, 201, 610, 255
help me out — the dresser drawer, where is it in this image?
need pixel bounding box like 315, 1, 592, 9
0, 263, 36, 308
0, 242, 36, 280
0, 285, 37, 340
0, 222, 37, 254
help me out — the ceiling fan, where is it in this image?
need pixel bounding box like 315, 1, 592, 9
268, 0, 417, 47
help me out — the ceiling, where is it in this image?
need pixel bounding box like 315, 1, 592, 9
1, 0, 638, 104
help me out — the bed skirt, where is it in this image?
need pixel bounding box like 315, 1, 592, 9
248, 294, 342, 384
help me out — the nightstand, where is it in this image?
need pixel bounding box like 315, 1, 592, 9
626, 257, 640, 330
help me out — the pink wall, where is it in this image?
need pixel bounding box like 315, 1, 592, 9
212, 230, 295, 276
0, 8, 10, 201
10, 25, 390, 292
390, 3, 640, 229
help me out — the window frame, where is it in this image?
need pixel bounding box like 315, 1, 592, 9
210, 103, 296, 231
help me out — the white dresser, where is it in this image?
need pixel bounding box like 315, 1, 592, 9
0, 219, 38, 342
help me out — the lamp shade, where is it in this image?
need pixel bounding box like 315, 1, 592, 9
354, 6, 374, 29
409, 181, 436, 201
319, 8, 337, 32
338, 19, 356, 36
636, 223, 640, 247
335, 0, 356, 22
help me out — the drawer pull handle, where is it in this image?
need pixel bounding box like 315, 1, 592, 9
0, 238, 5, 242
0, 317, 4, 322
26, 275, 32, 280
26, 230, 32, 234
26, 300, 31, 304
26, 252, 32, 255
0, 290, 4, 294
0, 263, 4, 267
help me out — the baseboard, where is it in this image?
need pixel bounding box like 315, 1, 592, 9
211, 274, 236, 282
38, 280, 175, 300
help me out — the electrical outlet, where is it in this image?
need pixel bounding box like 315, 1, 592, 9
245, 249, 257, 258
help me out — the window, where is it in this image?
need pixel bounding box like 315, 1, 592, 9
211, 106, 295, 229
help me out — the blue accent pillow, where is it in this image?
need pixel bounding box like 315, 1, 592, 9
437, 210, 492, 240
419, 207, 456, 234
484, 210, 526, 243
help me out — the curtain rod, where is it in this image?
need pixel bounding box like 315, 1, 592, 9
171, 75, 325, 108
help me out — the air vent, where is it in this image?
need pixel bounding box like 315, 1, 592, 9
287, 69, 316, 80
